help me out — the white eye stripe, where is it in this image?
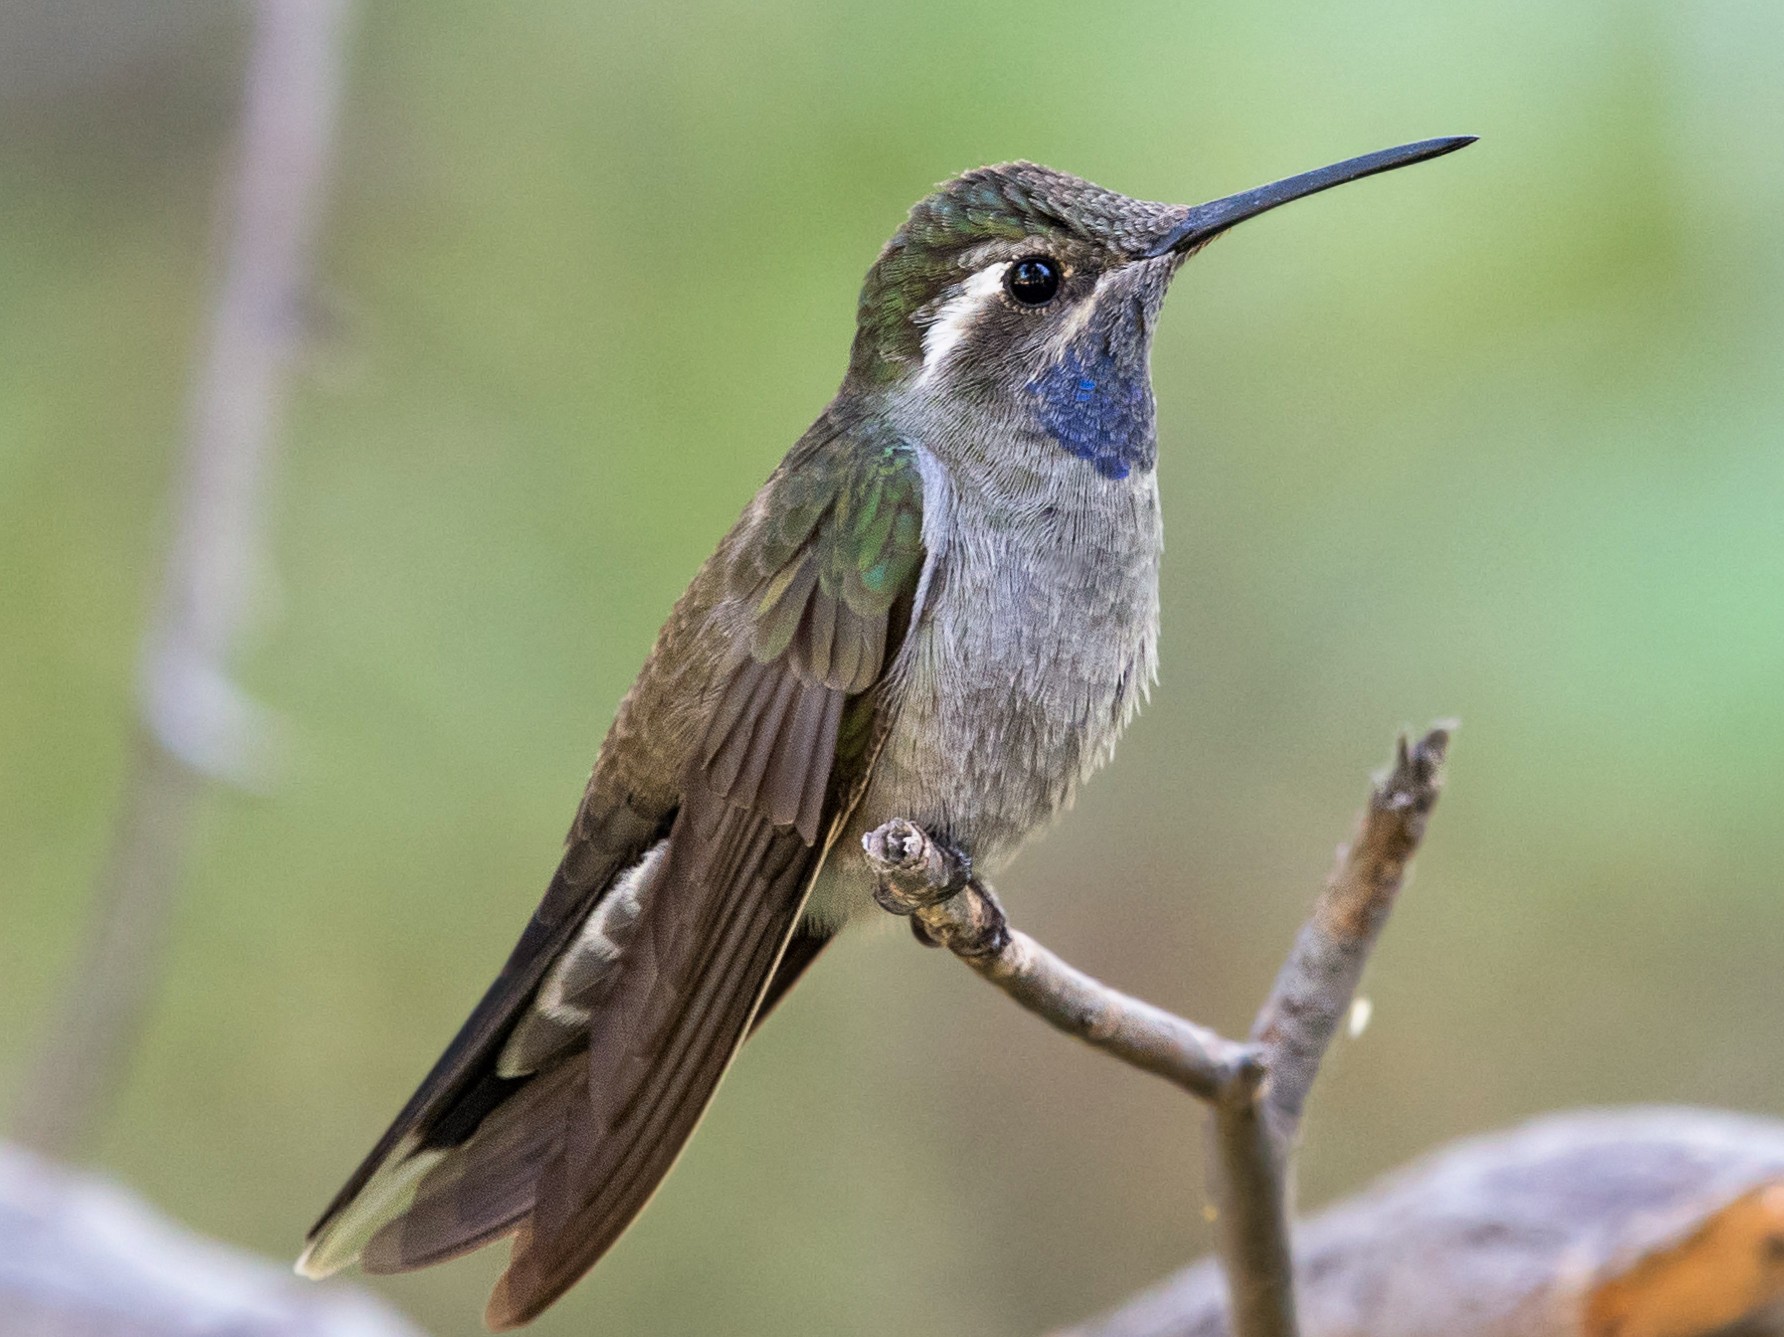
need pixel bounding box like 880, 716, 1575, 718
916, 262, 1011, 386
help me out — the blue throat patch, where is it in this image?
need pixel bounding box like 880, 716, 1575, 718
1026, 341, 1156, 481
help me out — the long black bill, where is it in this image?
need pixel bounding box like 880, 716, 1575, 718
1144, 135, 1475, 258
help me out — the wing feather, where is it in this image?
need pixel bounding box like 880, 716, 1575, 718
489, 789, 812, 1325
300, 419, 928, 1327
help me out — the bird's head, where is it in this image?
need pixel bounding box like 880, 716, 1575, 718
847, 139, 1472, 479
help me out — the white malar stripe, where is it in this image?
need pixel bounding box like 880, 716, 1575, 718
917, 262, 1010, 386
1047, 268, 1110, 352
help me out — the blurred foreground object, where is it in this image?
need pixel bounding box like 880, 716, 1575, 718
0, 1140, 428, 1337
11, 0, 352, 1157
1060, 1107, 1784, 1337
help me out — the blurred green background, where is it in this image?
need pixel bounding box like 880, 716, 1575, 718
4, 1, 1783, 1333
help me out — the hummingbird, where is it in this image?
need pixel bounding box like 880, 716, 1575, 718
299, 135, 1472, 1327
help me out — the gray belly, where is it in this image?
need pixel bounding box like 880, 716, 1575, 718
808, 472, 1162, 930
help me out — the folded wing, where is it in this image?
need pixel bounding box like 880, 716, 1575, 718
299, 422, 927, 1330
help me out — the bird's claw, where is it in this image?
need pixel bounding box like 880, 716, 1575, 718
863, 819, 972, 913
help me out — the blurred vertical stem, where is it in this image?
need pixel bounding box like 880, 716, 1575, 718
11, 0, 353, 1157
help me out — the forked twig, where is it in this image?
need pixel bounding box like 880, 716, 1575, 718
865, 726, 1451, 1337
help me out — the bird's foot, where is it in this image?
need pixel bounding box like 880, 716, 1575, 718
863, 820, 1008, 957
863, 818, 971, 910
906, 916, 941, 948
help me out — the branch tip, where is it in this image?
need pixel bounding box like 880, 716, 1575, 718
1376, 724, 1451, 815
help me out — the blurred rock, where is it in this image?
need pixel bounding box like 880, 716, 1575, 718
1062, 1107, 1784, 1337
0, 1140, 428, 1337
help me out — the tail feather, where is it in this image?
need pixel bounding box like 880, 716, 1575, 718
301, 795, 669, 1265
295, 1142, 444, 1279
302, 788, 823, 1327
486, 796, 819, 1327
361, 1060, 583, 1273
299, 637, 872, 1325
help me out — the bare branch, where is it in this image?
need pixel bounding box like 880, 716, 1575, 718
1205, 1088, 1295, 1337
1252, 726, 1451, 1131
1210, 725, 1451, 1337
865, 819, 1258, 1103
10, 0, 353, 1157
864, 727, 1452, 1337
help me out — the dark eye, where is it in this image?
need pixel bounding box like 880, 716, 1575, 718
1006, 256, 1060, 307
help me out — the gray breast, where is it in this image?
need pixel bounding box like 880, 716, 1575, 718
847, 443, 1162, 891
